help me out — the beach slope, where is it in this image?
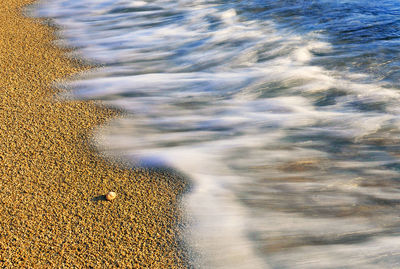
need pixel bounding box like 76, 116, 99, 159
0, 0, 189, 267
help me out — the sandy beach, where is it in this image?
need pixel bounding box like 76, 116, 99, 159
0, 0, 189, 267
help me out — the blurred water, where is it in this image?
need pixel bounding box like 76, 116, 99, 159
36, 0, 400, 268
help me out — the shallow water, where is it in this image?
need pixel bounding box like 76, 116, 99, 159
36, 0, 400, 268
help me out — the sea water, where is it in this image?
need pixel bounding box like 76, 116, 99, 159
35, 0, 400, 268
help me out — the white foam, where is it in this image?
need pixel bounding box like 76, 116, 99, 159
35, 0, 400, 267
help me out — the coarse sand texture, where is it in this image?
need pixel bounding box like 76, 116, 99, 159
0, 0, 189, 267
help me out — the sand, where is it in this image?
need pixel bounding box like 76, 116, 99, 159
0, 0, 190, 267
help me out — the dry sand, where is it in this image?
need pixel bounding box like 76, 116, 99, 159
0, 0, 190, 267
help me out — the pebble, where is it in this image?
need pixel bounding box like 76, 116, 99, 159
106, 191, 117, 201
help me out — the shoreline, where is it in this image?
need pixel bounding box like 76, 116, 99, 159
0, 0, 190, 267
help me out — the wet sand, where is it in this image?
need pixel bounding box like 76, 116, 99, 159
0, 0, 189, 267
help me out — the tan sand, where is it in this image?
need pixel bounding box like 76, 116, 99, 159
0, 0, 190, 267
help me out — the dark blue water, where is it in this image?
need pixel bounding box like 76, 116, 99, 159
35, 0, 400, 268
242, 0, 400, 82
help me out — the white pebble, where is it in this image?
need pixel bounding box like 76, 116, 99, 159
106, 191, 117, 201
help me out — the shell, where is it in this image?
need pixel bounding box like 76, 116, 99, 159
106, 191, 117, 201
